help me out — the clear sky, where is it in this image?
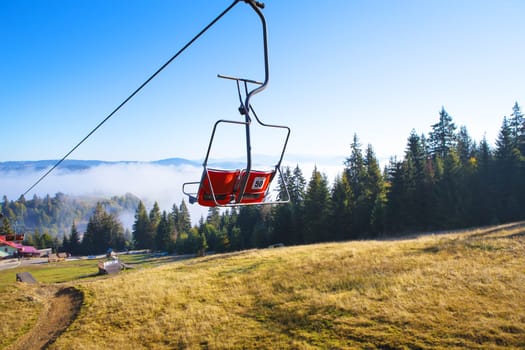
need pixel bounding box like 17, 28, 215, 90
2, 0, 524, 165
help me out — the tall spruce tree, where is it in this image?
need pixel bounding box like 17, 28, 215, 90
472, 136, 496, 225
68, 222, 81, 255
329, 172, 353, 240
303, 166, 330, 243
363, 144, 386, 235
494, 117, 522, 221
428, 107, 457, 159
156, 211, 174, 252
132, 201, 150, 249
272, 165, 305, 244
509, 102, 524, 148
147, 202, 161, 250
0, 216, 13, 235
456, 126, 475, 165
344, 135, 366, 234
177, 200, 192, 234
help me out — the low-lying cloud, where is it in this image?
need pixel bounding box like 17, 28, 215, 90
1, 163, 209, 223
0, 157, 346, 226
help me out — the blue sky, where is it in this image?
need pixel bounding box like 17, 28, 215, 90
2, 0, 524, 167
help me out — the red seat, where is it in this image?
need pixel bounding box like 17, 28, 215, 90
197, 169, 240, 207
236, 170, 275, 204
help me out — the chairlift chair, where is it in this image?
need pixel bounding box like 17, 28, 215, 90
183, 1, 290, 207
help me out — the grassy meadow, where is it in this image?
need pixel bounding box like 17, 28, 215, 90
2, 222, 525, 349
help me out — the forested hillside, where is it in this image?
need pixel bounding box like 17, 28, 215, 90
1, 102, 524, 256
0, 192, 140, 240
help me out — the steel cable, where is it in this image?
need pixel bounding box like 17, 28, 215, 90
23, 0, 242, 197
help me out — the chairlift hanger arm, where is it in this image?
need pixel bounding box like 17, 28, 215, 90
242, 0, 270, 111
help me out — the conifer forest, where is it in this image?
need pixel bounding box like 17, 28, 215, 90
1, 103, 524, 256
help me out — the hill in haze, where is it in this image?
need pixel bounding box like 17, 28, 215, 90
0, 158, 200, 172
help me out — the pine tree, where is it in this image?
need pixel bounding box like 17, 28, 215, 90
148, 202, 161, 249
329, 172, 353, 240
433, 150, 466, 227
236, 205, 261, 249
32, 228, 43, 249
40, 231, 54, 250
385, 158, 409, 232
61, 234, 70, 253
509, 102, 524, 148
428, 107, 457, 159
69, 222, 81, 255
495, 117, 515, 161
493, 117, 522, 222
0, 216, 12, 235
271, 166, 303, 245
275, 166, 292, 201
177, 200, 192, 234
456, 126, 475, 165
206, 207, 221, 228
84, 202, 126, 254
345, 134, 366, 199
363, 144, 386, 235
132, 201, 150, 250
290, 165, 307, 205
344, 134, 367, 234
156, 211, 174, 252
469, 136, 495, 225
303, 166, 330, 243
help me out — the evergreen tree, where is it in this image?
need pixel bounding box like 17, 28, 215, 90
345, 134, 366, 197
344, 134, 366, 234
32, 229, 43, 249
148, 202, 161, 250
363, 144, 386, 235
290, 165, 307, 205
176, 227, 207, 255
385, 158, 408, 232
83, 202, 126, 254
200, 222, 220, 252
61, 234, 70, 253
40, 231, 54, 250
156, 211, 175, 252
177, 200, 192, 234
433, 150, 466, 227
132, 201, 150, 250
236, 206, 260, 249
226, 209, 242, 251
493, 117, 523, 221
329, 172, 353, 241
407, 131, 435, 230
272, 165, 306, 245
206, 207, 221, 228
69, 222, 82, 255
0, 216, 13, 235
303, 166, 330, 243
495, 117, 515, 161
428, 107, 457, 159
456, 126, 475, 165
275, 166, 292, 201
509, 102, 524, 148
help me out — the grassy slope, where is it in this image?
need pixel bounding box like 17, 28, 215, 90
4, 223, 525, 349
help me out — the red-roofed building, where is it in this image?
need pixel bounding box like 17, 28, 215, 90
0, 235, 40, 258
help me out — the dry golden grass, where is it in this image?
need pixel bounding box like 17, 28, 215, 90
9, 222, 525, 349
0, 284, 42, 348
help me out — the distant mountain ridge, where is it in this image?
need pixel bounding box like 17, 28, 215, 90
0, 156, 297, 173
0, 158, 201, 172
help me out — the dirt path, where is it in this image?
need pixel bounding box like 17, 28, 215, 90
7, 286, 83, 350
